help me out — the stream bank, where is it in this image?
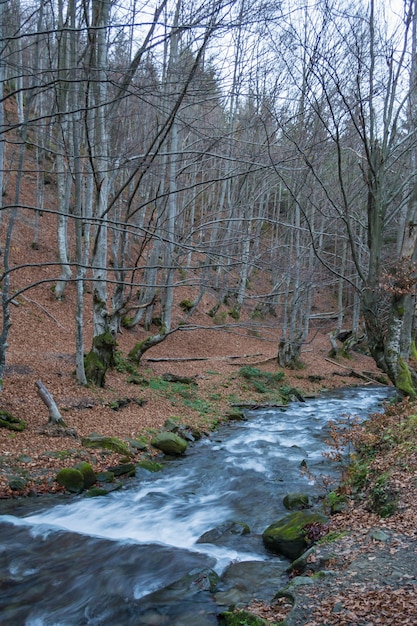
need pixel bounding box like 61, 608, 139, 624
243, 392, 417, 625
277, 525, 417, 625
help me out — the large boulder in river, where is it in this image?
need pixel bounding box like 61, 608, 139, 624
151, 431, 187, 455
219, 610, 269, 625
283, 492, 311, 510
74, 461, 96, 488
56, 467, 85, 493
197, 521, 250, 545
262, 510, 328, 560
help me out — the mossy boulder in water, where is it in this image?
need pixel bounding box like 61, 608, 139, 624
74, 461, 96, 488
109, 462, 136, 477
136, 459, 163, 472
219, 610, 269, 625
151, 432, 187, 455
283, 492, 311, 510
86, 482, 122, 497
197, 521, 250, 544
85, 487, 109, 497
262, 510, 328, 560
96, 470, 115, 483
56, 468, 85, 493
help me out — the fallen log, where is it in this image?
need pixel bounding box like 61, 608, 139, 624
145, 353, 262, 362
232, 403, 288, 409
324, 358, 388, 386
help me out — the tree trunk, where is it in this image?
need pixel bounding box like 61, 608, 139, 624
54, 2, 73, 299
35, 380, 66, 425
85, 331, 117, 387
85, 0, 114, 386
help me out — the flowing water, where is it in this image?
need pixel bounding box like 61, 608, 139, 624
0, 386, 392, 625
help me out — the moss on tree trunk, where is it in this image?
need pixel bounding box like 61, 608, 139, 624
128, 331, 167, 363
85, 331, 117, 387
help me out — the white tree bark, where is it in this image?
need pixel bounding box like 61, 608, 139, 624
35, 380, 65, 425
54, 1, 73, 299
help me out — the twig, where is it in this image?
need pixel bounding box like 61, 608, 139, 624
21, 294, 68, 330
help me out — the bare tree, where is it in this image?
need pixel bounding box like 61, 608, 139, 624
268, 0, 417, 393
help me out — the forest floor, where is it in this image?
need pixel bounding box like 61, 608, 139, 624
0, 284, 386, 499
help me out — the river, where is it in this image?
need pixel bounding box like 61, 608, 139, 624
0, 386, 392, 625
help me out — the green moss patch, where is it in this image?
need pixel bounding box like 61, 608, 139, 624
56, 468, 85, 493
0, 410, 26, 432
239, 366, 285, 394
81, 433, 134, 457
218, 610, 269, 625
262, 511, 328, 560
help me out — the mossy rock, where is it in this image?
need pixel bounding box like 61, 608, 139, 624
85, 487, 109, 498
92, 481, 123, 495
164, 416, 181, 432
0, 410, 26, 432
8, 475, 28, 491
136, 459, 163, 472
225, 408, 245, 421
151, 431, 187, 455
56, 468, 85, 493
126, 436, 148, 451
81, 433, 134, 457
127, 374, 149, 386
262, 511, 328, 560
283, 492, 311, 510
96, 470, 115, 483
73, 462, 96, 488
109, 462, 136, 477
18, 454, 33, 463
218, 610, 268, 625
197, 521, 250, 544
85, 481, 123, 496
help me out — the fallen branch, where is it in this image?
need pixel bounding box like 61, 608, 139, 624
35, 379, 66, 425
324, 357, 388, 386
309, 312, 337, 319
22, 295, 67, 330
146, 356, 208, 362
145, 353, 262, 362
232, 402, 288, 409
